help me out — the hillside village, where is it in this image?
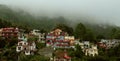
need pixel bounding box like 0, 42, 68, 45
0, 27, 120, 61
0, 0, 120, 61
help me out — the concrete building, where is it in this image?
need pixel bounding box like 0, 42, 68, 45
84, 45, 98, 57
30, 29, 46, 43
30, 29, 40, 36
0, 27, 19, 38
16, 41, 36, 55
38, 33, 45, 43
46, 29, 75, 49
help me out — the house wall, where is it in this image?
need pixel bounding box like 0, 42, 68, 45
46, 29, 75, 48
16, 41, 36, 55
1, 27, 19, 38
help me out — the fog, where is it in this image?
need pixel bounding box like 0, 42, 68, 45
0, 0, 120, 26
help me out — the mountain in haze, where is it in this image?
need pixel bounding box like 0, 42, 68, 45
0, 5, 67, 30
0, 4, 119, 37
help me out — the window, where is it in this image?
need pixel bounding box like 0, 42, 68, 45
19, 43, 22, 46
41, 39, 43, 41
18, 47, 21, 50
24, 48, 26, 50
24, 43, 26, 45
26, 50, 29, 53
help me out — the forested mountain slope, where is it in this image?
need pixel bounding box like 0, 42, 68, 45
0, 4, 119, 38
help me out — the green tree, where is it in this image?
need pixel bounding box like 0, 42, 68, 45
84, 29, 96, 42
75, 23, 86, 40
0, 18, 12, 28
0, 37, 6, 48
110, 28, 120, 39
110, 28, 117, 39
96, 34, 105, 40
74, 45, 84, 58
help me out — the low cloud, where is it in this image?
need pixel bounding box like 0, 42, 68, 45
0, 0, 120, 26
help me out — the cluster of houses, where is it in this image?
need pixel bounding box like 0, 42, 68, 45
16, 29, 46, 55
0, 27, 120, 60
16, 34, 37, 55
0, 27, 37, 55
75, 40, 98, 57
97, 39, 120, 49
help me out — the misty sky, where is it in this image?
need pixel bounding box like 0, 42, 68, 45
0, 0, 120, 26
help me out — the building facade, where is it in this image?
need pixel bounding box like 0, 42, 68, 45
16, 41, 36, 55
46, 29, 75, 49
84, 45, 98, 57
0, 27, 19, 38
30, 29, 46, 43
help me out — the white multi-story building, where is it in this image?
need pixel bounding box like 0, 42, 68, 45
16, 41, 36, 55
30, 29, 40, 36
84, 45, 98, 57
38, 33, 45, 43
30, 29, 46, 43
